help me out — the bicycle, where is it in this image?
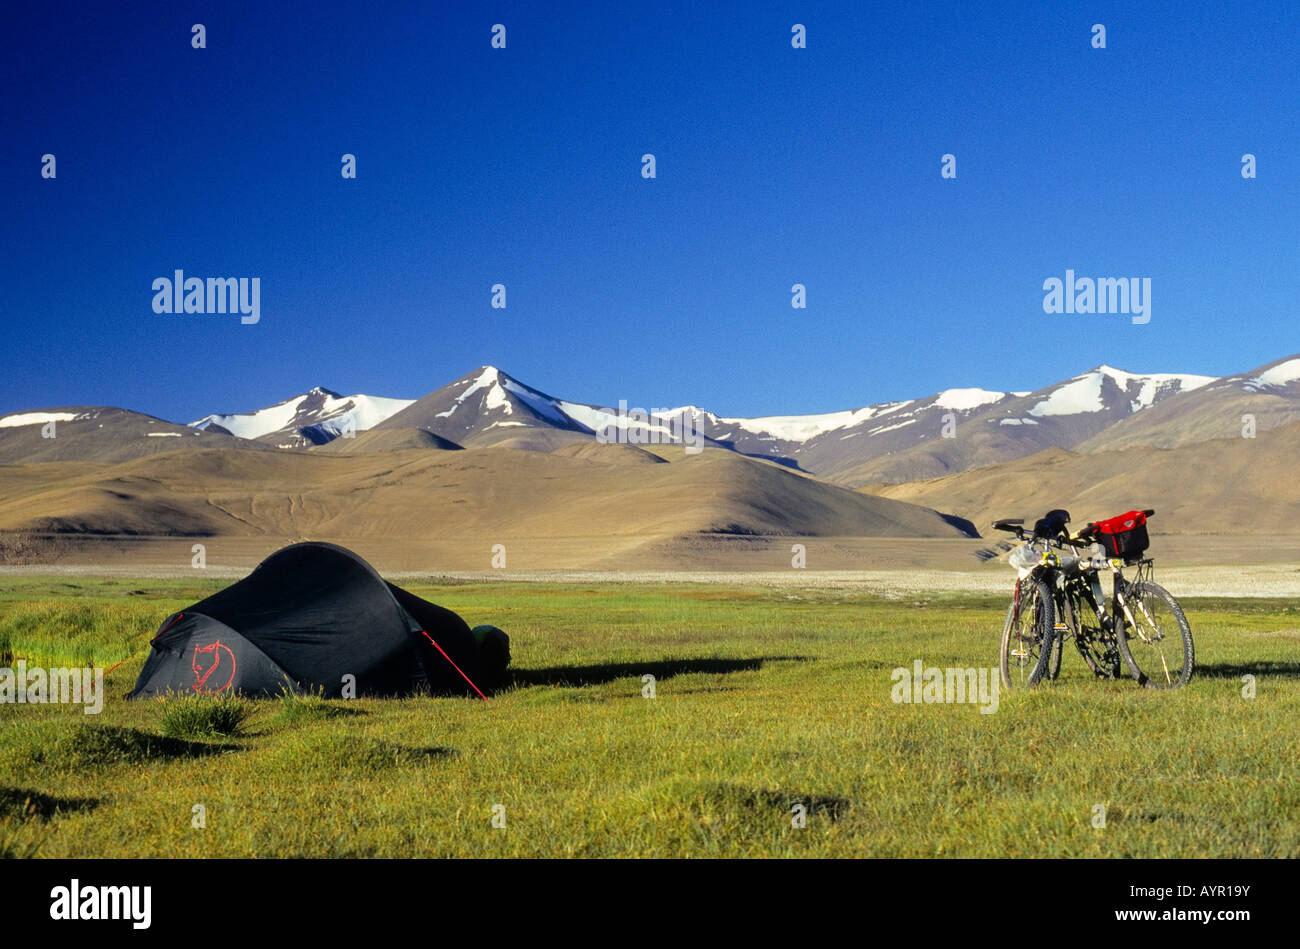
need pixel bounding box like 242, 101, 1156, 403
993, 509, 1194, 690
1076, 510, 1195, 689
993, 510, 1069, 689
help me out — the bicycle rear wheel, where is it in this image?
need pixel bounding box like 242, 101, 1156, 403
999, 578, 1055, 689
1064, 588, 1122, 678
1116, 580, 1194, 689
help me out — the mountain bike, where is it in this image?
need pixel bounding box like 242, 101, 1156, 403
994, 514, 1121, 688
1076, 511, 1194, 689
993, 509, 1193, 690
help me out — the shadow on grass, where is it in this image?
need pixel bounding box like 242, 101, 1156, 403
688, 781, 851, 822
274, 734, 457, 772
22, 724, 242, 769
0, 787, 100, 822
410, 746, 457, 760
505, 655, 812, 690
1197, 661, 1300, 680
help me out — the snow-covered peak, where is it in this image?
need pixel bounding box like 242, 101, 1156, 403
435, 366, 570, 425
1029, 366, 1215, 417
190, 390, 413, 441
191, 393, 309, 439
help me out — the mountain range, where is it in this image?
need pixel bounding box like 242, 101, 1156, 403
3, 354, 1299, 557
5, 355, 1296, 485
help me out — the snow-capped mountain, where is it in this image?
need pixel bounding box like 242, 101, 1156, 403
165, 353, 1300, 483
360, 362, 1224, 481
819, 365, 1216, 485
374, 367, 593, 450
655, 367, 1214, 483
0, 406, 257, 465
1077, 354, 1300, 453
191, 387, 414, 448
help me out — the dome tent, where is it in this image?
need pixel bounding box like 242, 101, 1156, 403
128, 542, 492, 699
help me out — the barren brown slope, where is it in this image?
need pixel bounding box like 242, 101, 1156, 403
0, 445, 971, 540
310, 428, 462, 454
826, 426, 1040, 487
0, 407, 265, 464
547, 441, 666, 465
1077, 388, 1300, 452
1076, 355, 1300, 453
867, 421, 1300, 535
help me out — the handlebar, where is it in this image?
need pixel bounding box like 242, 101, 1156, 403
993, 516, 1095, 548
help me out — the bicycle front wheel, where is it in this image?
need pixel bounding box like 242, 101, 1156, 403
1116, 580, 1194, 689
1000, 578, 1055, 689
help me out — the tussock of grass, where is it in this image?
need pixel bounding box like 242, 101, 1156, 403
158, 693, 250, 739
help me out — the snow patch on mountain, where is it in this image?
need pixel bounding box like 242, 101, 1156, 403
1028, 373, 1107, 417
502, 376, 570, 424
341, 395, 415, 429
0, 411, 82, 428
557, 401, 680, 438
437, 367, 501, 418
868, 418, 917, 436
934, 388, 1005, 411
193, 394, 307, 439
717, 401, 914, 441
1246, 358, 1300, 390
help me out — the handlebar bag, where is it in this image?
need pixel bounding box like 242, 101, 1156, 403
1091, 510, 1149, 562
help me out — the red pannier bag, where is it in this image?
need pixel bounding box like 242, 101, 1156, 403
1091, 510, 1150, 562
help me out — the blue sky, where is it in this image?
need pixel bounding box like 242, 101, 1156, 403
2, 0, 1296, 422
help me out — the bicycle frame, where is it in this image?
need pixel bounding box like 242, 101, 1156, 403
1098, 557, 1154, 635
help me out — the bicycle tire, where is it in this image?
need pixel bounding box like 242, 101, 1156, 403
1048, 626, 1064, 680
1116, 580, 1194, 689
1064, 588, 1122, 679
1000, 578, 1055, 689
1047, 594, 1065, 680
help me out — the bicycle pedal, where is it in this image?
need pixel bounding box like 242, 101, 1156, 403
1010, 648, 1029, 658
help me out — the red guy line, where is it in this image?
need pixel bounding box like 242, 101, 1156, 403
419, 629, 490, 702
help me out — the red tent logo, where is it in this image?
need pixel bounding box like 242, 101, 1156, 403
191, 640, 237, 693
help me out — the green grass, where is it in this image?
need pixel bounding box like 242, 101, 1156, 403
158, 694, 251, 739
0, 576, 1297, 857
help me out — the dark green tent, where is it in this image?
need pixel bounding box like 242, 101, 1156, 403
129, 542, 493, 699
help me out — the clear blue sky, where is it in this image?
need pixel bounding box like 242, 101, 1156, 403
3, 0, 1296, 422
